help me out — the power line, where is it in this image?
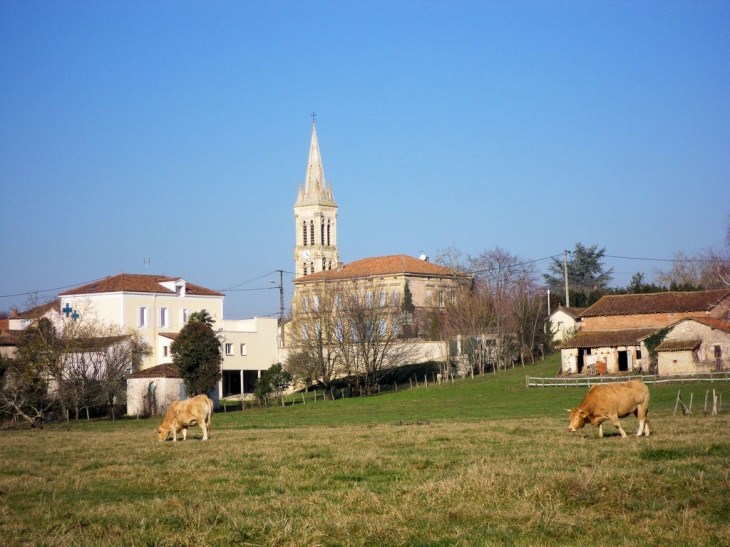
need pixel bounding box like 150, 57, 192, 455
0, 277, 108, 300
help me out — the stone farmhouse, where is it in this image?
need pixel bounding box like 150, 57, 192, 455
558, 289, 730, 375
653, 317, 730, 375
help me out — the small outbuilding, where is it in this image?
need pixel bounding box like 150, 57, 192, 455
654, 317, 730, 375
126, 363, 185, 417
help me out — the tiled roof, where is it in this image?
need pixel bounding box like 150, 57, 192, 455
126, 363, 180, 379
551, 306, 585, 319
294, 254, 469, 283
579, 290, 730, 318
656, 339, 701, 352
0, 330, 22, 346
557, 328, 658, 349
684, 317, 730, 334
14, 299, 61, 319
59, 273, 224, 297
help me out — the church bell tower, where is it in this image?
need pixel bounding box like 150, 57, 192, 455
294, 117, 339, 278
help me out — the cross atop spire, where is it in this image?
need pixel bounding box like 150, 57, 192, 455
311, 110, 316, 124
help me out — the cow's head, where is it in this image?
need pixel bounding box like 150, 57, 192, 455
155, 424, 170, 441
567, 407, 587, 432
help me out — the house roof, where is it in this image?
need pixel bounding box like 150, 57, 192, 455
0, 330, 22, 346
557, 328, 658, 349
550, 306, 585, 319
59, 273, 224, 297
126, 363, 181, 379
656, 339, 701, 352
294, 254, 469, 283
579, 289, 730, 318
13, 299, 61, 319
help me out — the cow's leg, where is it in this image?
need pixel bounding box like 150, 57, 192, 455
182, 427, 187, 441
172, 428, 177, 442
598, 423, 603, 438
201, 423, 208, 441
609, 414, 627, 437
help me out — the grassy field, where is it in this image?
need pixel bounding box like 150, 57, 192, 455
1, 355, 729, 546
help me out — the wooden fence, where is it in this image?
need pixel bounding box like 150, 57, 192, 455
526, 371, 730, 388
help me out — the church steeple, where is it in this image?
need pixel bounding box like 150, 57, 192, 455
296, 120, 335, 206
293, 118, 339, 278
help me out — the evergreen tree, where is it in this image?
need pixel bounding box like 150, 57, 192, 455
543, 243, 613, 305
171, 320, 222, 396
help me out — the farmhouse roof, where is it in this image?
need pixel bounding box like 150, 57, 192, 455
59, 273, 224, 297
550, 306, 585, 319
126, 363, 180, 379
655, 339, 701, 353
557, 328, 658, 349
294, 254, 468, 283
578, 289, 730, 318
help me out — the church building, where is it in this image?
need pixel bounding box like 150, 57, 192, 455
289, 120, 469, 341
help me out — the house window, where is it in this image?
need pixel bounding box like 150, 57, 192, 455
392, 290, 400, 307
312, 294, 320, 312
366, 292, 374, 308
301, 295, 309, 312
310, 261, 314, 274
302, 220, 308, 246
301, 324, 309, 340
379, 319, 387, 336
225, 343, 233, 356
438, 291, 444, 308
138, 307, 148, 328
328, 260, 332, 270
182, 308, 189, 325
379, 290, 387, 307
240, 343, 247, 356
715, 346, 723, 360
163, 346, 168, 357
322, 257, 326, 271
335, 294, 342, 310
426, 290, 433, 306
160, 307, 169, 328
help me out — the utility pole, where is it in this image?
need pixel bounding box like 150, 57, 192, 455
271, 270, 285, 348
563, 250, 570, 308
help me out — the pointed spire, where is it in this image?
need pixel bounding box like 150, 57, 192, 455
304, 120, 326, 198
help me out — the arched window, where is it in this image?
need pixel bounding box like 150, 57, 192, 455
303, 263, 308, 276
328, 260, 332, 270
321, 218, 325, 246
322, 258, 326, 271
310, 261, 314, 274
327, 220, 331, 246
309, 220, 315, 246
302, 221, 307, 246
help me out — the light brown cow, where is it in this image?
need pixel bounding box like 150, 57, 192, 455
567, 379, 650, 438
155, 394, 213, 441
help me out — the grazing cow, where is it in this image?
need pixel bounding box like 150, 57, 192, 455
567, 379, 650, 438
155, 394, 213, 441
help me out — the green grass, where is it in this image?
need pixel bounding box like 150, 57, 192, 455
1, 354, 729, 546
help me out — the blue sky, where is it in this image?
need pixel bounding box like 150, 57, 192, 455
1, 1, 728, 319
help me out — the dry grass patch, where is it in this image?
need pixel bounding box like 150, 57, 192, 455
0, 408, 728, 546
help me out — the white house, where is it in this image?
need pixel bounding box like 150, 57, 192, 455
549, 306, 584, 343
58, 273, 225, 370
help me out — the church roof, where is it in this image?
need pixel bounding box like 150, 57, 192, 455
294, 254, 469, 283
295, 121, 335, 206
59, 273, 224, 297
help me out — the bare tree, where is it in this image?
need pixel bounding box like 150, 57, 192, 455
287, 279, 418, 393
